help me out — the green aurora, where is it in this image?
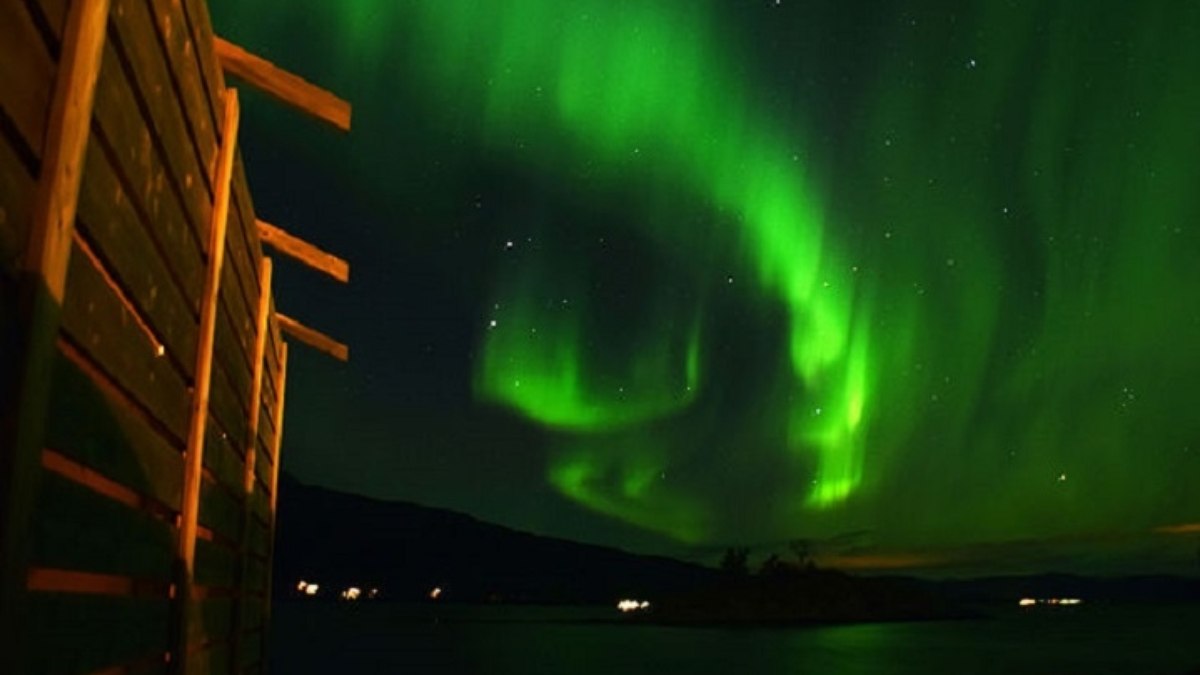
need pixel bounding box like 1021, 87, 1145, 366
213, 0, 1200, 562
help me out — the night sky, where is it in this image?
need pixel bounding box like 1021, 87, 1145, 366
209, 0, 1200, 574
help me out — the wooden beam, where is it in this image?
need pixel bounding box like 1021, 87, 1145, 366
212, 36, 351, 132
243, 257, 273, 493
24, 0, 112, 302
179, 87, 238, 575
173, 87, 238, 673
276, 313, 348, 362
260, 342, 288, 664
233, 256, 272, 673
257, 219, 349, 283
0, 2, 110, 672
268, 342, 288, 514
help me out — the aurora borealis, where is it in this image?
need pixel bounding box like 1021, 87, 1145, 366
211, 0, 1200, 572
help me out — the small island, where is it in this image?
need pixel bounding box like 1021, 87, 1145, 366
627, 546, 972, 626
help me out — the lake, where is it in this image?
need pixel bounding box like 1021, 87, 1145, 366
268, 602, 1200, 674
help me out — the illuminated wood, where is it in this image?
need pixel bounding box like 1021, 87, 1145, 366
179, 87, 239, 574
276, 312, 348, 361
41, 449, 143, 512
258, 343, 289, 664
243, 258, 273, 492
213, 36, 351, 132
257, 219, 350, 283
268, 343, 289, 513
1, 3, 110, 671
231, 258, 271, 667
27, 569, 135, 595
174, 88, 238, 675
25, 0, 111, 302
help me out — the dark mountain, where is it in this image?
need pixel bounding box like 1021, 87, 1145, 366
932, 573, 1200, 604
272, 476, 1200, 616
272, 475, 720, 604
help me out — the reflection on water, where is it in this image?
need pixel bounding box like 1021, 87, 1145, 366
270, 602, 1200, 674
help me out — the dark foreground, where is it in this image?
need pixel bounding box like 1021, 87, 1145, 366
269, 601, 1200, 674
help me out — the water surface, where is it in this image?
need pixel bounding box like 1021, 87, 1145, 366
269, 602, 1200, 674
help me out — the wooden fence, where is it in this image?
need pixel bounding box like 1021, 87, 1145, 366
1, 0, 350, 672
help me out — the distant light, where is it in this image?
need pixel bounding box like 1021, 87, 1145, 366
430, 587, 443, 600
1019, 597, 1083, 608
304, 584, 320, 596
369, 588, 380, 599
617, 599, 651, 613
341, 587, 362, 601
297, 580, 308, 592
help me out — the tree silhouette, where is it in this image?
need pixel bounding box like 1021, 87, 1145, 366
719, 547, 750, 576
759, 553, 788, 577
789, 539, 816, 571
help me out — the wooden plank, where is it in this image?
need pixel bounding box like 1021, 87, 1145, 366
174, 88, 238, 674
221, 206, 259, 371
2, 20, 110, 639
201, 420, 243, 498
75, 134, 198, 373
247, 487, 269, 529
242, 597, 264, 633
229, 154, 261, 299
70, 230, 165, 355
194, 538, 237, 590
179, 87, 239, 574
44, 345, 184, 512
207, 347, 249, 460
234, 253, 271, 672
30, 469, 174, 582
29, 0, 71, 47
259, 342, 289, 663
254, 445, 272, 496
25, 0, 111, 301
27, 593, 169, 675
26, 568, 162, 596
215, 259, 255, 384
110, 0, 260, 390
0, 129, 36, 275
0, 0, 55, 165
59, 243, 191, 443
232, 156, 264, 276
191, 598, 235, 647
267, 296, 281, 372
108, 0, 268, 391
257, 219, 350, 283
246, 519, 270, 559
256, 395, 277, 474
244, 556, 268, 594
144, 0, 219, 196
277, 312, 348, 361
179, 0, 225, 143
108, 0, 211, 255
90, 38, 204, 311
198, 478, 242, 545
239, 626, 262, 666
187, 640, 231, 675
213, 36, 352, 132
268, 342, 289, 513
